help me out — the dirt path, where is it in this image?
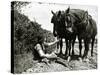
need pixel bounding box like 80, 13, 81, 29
22, 43, 97, 74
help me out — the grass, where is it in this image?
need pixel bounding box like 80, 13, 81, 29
14, 52, 33, 74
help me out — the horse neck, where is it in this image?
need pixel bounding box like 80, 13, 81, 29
71, 9, 86, 22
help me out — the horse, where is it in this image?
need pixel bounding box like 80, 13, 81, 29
64, 7, 97, 59
51, 10, 65, 56
51, 10, 76, 59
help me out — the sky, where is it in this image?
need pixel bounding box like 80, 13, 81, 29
20, 2, 98, 32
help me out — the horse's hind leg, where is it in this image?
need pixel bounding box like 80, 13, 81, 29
91, 37, 95, 57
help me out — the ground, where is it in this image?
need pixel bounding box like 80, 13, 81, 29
22, 42, 97, 74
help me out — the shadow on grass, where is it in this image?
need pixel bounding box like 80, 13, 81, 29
70, 55, 81, 61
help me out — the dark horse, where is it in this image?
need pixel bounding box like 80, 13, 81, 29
64, 7, 97, 58
51, 10, 76, 58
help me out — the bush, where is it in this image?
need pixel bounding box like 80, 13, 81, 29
12, 7, 55, 73
13, 10, 55, 54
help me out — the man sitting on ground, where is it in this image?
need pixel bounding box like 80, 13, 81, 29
33, 35, 60, 62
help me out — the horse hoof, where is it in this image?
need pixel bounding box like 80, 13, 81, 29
78, 57, 82, 62
85, 58, 89, 62
55, 53, 59, 56
67, 56, 71, 62
83, 58, 89, 62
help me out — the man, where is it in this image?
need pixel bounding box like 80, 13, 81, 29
33, 35, 60, 61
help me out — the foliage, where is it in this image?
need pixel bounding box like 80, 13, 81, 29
12, 2, 55, 73
13, 10, 55, 54
11, 1, 30, 12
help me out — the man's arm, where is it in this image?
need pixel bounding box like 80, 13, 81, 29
35, 44, 45, 57
44, 39, 60, 46
35, 44, 58, 58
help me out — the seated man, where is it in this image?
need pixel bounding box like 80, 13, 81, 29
33, 35, 60, 61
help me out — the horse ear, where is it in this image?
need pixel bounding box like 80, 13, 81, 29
66, 6, 70, 13
51, 10, 55, 15
58, 10, 61, 16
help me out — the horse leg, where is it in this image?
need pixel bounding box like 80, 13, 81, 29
69, 40, 71, 56
57, 40, 59, 49
78, 38, 82, 57
91, 37, 95, 57
56, 36, 60, 53
65, 39, 69, 57
72, 35, 76, 56
65, 39, 71, 61
83, 39, 90, 58
59, 38, 63, 55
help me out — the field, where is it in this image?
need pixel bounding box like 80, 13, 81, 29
21, 42, 97, 74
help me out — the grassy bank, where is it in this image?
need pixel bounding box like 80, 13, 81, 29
14, 52, 33, 73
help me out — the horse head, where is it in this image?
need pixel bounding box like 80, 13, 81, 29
51, 10, 64, 37
64, 7, 74, 33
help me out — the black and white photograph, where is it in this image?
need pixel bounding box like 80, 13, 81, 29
11, 1, 98, 74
